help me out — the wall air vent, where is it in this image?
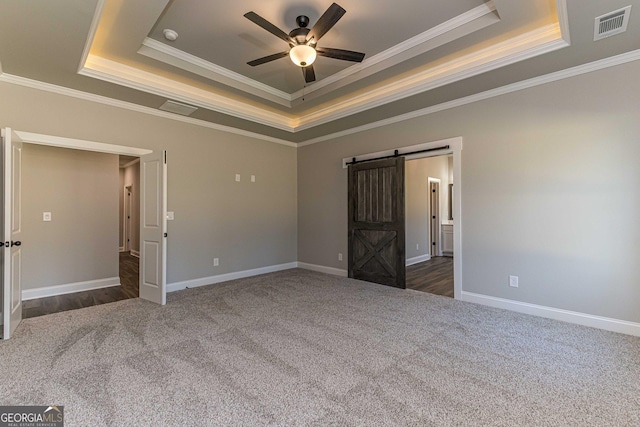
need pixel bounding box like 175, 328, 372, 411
159, 100, 198, 116
594, 6, 632, 41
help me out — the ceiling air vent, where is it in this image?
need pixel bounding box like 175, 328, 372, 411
594, 6, 632, 41
159, 100, 198, 116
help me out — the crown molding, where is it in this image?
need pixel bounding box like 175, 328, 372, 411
0, 73, 296, 147
2, 48, 638, 150
135, 2, 498, 107
294, 23, 568, 131
138, 37, 293, 106
77, 0, 106, 73
79, 54, 296, 132
289, 1, 499, 101
78, 23, 567, 134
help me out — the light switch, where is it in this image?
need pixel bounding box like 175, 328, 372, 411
251, 175, 256, 183
167, 211, 175, 220
235, 174, 241, 182
43, 212, 51, 221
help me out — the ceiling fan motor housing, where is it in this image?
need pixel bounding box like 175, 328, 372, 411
289, 16, 311, 45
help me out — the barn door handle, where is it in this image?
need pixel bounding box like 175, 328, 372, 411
11, 241, 21, 247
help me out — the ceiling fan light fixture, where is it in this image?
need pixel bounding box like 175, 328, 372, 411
289, 44, 317, 67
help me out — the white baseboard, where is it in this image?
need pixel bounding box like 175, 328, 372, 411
119, 246, 125, 252
297, 262, 348, 277
406, 254, 431, 266
131, 250, 140, 258
22, 277, 121, 300
167, 262, 298, 293
460, 291, 640, 337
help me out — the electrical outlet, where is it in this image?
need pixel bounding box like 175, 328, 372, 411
338, 253, 343, 261
43, 212, 52, 221
416, 244, 419, 250
509, 275, 519, 288
214, 258, 219, 266
235, 174, 241, 182
251, 175, 256, 183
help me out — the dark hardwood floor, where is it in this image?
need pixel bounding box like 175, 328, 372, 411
22, 252, 139, 319
406, 256, 453, 297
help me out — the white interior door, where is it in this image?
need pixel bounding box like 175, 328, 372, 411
2, 128, 23, 339
139, 150, 167, 305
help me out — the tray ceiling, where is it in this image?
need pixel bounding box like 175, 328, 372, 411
1, 0, 639, 144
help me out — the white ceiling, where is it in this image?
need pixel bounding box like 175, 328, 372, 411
0, 0, 639, 144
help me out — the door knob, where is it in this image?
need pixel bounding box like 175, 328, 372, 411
10, 241, 21, 247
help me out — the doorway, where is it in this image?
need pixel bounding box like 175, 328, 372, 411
2, 129, 167, 339
405, 156, 453, 297
345, 137, 462, 298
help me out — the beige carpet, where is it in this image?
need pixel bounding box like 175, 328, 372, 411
1, 269, 639, 426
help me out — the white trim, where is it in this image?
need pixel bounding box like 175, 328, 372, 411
427, 177, 441, 257
131, 249, 140, 258
3, 48, 640, 149
0, 74, 296, 148
167, 262, 297, 292
14, 130, 151, 156
460, 291, 640, 337
406, 254, 431, 267
119, 246, 125, 252
136, 2, 497, 106
556, 0, 571, 45
21, 277, 120, 301
290, 2, 499, 101
297, 262, 348, 277
294, 24, 567, 131
76, 2, 566, 134
77, 0, 106, 72
79, 55, 295, 132
302, 49, 640, 147
138, 38, 292, 106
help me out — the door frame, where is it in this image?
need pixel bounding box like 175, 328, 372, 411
1, 130, 160, 330
343, 137, 462, 299
124, 185, 132, 252
427, 177, 441, 257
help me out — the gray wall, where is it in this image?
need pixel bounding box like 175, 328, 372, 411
0, 82, 297, 285
405, 156, 450, 260
298, 59, 640, 323
22, 144, 119, 289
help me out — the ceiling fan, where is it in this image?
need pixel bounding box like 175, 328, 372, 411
244, 3, 365, 83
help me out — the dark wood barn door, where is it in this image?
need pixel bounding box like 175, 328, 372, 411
348, 157, 406, 288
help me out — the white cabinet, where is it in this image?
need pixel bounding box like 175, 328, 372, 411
441, 224, 453, 256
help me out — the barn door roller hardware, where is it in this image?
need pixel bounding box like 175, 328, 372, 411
346, 145, 450, 165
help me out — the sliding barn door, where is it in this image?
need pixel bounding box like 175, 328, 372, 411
348, 157, 406, 288
140, 150, 167, 305
2, 128, 23, 339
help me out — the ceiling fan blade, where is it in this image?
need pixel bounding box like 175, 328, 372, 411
247, 51, 289, 66
316, 47, 365, 62
302, 65, 316, 83
307, 3, 346, 43
244, 12, 295, 45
